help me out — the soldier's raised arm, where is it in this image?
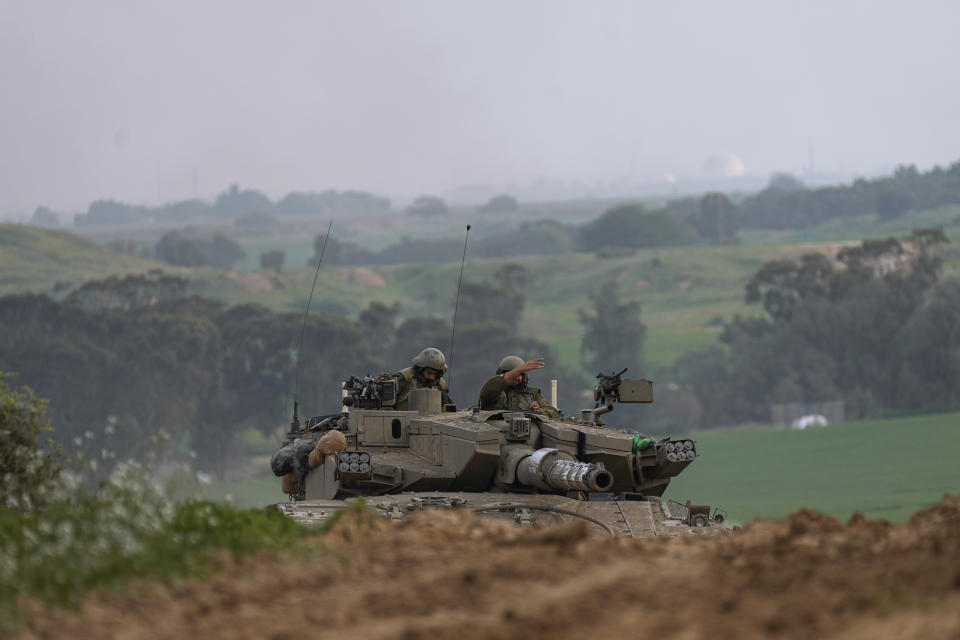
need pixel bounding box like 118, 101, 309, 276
503, 357, 544, 386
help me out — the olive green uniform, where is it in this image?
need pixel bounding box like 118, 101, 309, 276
478, 375, 560, 418
394, 367, 453, 411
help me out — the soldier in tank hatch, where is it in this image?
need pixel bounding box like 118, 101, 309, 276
394, 347, 454, 411
478, 355, 560, 418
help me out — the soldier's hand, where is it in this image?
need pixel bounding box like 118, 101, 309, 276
529, 401, 542, 412
519, 357, 545, 373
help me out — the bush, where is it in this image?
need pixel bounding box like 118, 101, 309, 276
405, 195, 448, 217
0, 373, 65, 511
0, 378, 323, 630
479, 194, 519, 213
580, 204, 698, 249
0, 477, 312, 627
260, 249, 285, 271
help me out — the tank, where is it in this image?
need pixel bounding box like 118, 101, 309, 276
270, 369, 727, 537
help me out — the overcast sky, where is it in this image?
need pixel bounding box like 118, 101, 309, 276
2, 0, 959, 214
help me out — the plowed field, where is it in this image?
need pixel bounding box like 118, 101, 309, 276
17, 495, 960, 640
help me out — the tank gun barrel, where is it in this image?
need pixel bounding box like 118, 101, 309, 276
515, 448, 614, 493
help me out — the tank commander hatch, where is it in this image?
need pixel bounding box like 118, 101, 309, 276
478, 355, 560, 418
394, 347, 455, 411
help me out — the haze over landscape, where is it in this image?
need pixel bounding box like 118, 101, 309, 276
3, 4, 960, 637
3, 0, 960, 215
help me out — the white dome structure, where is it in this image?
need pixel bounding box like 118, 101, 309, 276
702, 152, 746, 178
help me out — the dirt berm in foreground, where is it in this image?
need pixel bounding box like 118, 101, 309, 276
18, 495, 960, 640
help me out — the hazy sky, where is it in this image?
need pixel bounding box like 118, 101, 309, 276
2, 0, 959, 214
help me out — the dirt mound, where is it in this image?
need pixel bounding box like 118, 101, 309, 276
224, 272, 277, 293
17, 495, 960, 640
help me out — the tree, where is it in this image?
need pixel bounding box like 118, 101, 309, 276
260, 250, 285, 271
479, 194, 519, 214
213, 184, 273, 218
64, 272, 189, 312
875, 188, 913, 220
155, 231, 208, 267
578, 281, 646, 376
579, 204, 698, 250
310, 233, 343, 265
406, 195, 448, 217
672, 233, 956, 428
198, 233, 246, 269
74, 200, 151, 227
358, 301, 403, 357
493, 263, 527, 291
744, 253, 835, 321
392, 317, 451, 367
0, 373, 66, 511
897, 277, 960, 408
30, 206, 59, 227
275, 190, 390, 215
458, 281, 524, 330
767, 172, 806, 192
691, 193, 740, 241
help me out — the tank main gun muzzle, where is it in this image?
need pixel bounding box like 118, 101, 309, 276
515, 448, 614, 493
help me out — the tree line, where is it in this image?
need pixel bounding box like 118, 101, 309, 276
0, 266, 646, 476
668, 229, 960, 427
311, 160, 960, 266
37, 186, 522, 229
68, 185, 391, 228
8, 229, 953, 457
738, 163, 960, 229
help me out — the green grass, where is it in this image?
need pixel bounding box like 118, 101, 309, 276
209, 474, 288, 508
664, 411, 960, 525
740, 204, 960, 245
0, 224, 159, 295
0, 486, 319, 630
233, 231, 317, 271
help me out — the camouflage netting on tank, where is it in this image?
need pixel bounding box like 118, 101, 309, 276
269, 439, 315, 477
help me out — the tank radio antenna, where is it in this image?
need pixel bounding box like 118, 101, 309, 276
291, 219, 333, 432
448, 224, 471, 391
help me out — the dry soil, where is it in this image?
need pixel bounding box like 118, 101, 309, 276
17, 494, 960, 640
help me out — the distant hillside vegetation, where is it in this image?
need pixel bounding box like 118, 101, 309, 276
0, 224, 158, 295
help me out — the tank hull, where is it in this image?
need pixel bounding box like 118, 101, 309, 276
274, 492, 728, 538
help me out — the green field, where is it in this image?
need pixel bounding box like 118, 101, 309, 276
665, 411, 960, 525
740, 203, 960, 245
0, 224, 157, 293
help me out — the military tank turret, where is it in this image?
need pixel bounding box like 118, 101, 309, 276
270, 369, 726, 537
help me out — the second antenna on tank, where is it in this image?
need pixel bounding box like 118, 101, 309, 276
290, 219, 333, 433
447, 224, 471, 392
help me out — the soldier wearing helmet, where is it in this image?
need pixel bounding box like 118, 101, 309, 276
478, 355, 560, 418
394, 347, 454, 411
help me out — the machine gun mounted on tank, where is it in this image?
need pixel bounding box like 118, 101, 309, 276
581, 368, 653, 425
341, 374, 399, 410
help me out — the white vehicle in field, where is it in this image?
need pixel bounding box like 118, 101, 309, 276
791, 414, 828, 430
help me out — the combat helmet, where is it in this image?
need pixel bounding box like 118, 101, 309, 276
412, 347, 447, 374
497, 355, 525, 374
